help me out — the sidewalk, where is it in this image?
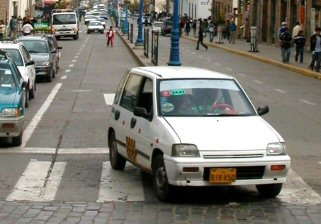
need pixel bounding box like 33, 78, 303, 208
117, 28, 321, 80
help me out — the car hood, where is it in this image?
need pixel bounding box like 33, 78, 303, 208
0, 87, 19, 109
164, 116, 282, 150
30, 53, 49, 62
88, 25, 103, 29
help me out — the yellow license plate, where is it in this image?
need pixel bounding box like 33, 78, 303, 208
209, 168, 237, 184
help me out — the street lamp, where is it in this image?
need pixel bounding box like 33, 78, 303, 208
124, 0, 130, 34
135, 0, 144, 46
168, 0, 181, 66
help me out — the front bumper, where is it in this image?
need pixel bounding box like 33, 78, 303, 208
88, 28, 104, 33
54, 30, 78, 37
164, 154, 291, 186
0, 116, 24, 137
35, 65, 51, 76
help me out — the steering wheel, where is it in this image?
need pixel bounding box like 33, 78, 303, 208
212, 103, 236, 114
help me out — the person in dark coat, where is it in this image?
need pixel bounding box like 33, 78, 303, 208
196, 20, 208, 51
293, 30, 306, 63
279, 27, 292, 63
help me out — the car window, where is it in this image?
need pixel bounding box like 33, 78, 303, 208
4, 49, 24, 66
20, 45, 32, 63
120, 74, 143, 112
19, 40, 49, 53
89, 21, 101, 26
136, 78, 153, 114
159, 79, 256, 116
114, 73, 128, 105
0, 66, 15, 87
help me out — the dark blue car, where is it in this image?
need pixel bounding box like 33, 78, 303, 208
0, 51, 27, 146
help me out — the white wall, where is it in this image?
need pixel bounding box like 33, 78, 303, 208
180, 0, 211, 20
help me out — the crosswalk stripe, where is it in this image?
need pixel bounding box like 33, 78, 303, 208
0, 147, 109, 154
97, 162, 145, 202
6, 160, 66, 201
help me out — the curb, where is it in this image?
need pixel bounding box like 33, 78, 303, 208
184, 36, 321, 80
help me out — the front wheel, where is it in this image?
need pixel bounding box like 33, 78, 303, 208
73, 33, 79, 40
46, 69, 53, 82
12, 131, 23, 146
109, 132, 126, 170
153, 155, 173, 201
29, 82, 35, 99
256, 183, 283, 198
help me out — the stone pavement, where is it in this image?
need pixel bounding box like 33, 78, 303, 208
118, 27, 321, 80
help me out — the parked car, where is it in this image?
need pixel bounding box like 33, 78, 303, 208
161, 19, 173, 36
0, 41, 36, 107
152, 21, 164, 33
87, 21, 104, 34
16, 36, 59, 82
43, 34, 62, 71
107, 66, 291, 201
0, 53, 27, 146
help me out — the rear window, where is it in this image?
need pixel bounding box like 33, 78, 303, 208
0, 64, 15, 87
19, 40, 49, 54
4, 49, 23, 66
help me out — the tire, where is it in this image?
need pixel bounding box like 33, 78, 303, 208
12, 131, 23, 146
87, 31, 90, 34
25, 89, 29, 108
46, 69, 53, 82
73, 33, 79, 40
153, 155, 173, 201
29, 83, 35, 99
109, 132, 126, 170
256, 183, 283, 198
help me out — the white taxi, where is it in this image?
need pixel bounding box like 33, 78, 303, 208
107, 66, 291, 201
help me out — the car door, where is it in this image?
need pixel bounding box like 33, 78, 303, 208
20, 45, 35, 88
131, 77, 154, 170
115, 73, 144, 163
47, 40, 58, 73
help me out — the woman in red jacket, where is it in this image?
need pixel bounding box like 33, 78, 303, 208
106, 26, 115, 47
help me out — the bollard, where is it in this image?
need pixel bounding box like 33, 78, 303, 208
216, 25, 223, 44
249, 26, 259, 52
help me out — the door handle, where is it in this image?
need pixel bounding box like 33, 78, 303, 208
130, 117, 137, 128
114, 110, 120, 120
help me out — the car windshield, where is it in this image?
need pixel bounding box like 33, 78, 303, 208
159, 79, 256, 116
4, 49, 23, 66
53, 14, 76, 25
0, 65, 15, 88
19, 40, 49, 53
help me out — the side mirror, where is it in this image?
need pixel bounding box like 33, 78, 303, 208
51, 50, 57, 53
26, 60, 35, 66
257, 105, 269, 116
134, 107, 152, 120
58, 46, 62, 49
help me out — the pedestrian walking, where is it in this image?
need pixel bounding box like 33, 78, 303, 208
184, 20, 191, 36
22, 21, 33, 36
309, 27, 321, 72
9, 16, 17, 38
293, 30, 306, 63
229, 20, 237, 44
106, 26, 115, 47
0, 20, 5, 41
196, 20, 208, 51
278, 21, 287, 39
279, 27, 292, 63
292, 21, 301, 38
192, 19, 197, 37
208, 21, 215, 42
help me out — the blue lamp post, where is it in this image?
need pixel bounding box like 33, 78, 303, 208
135, 0, 144, 46
124, 0, 130, 34
168, 0, 181, 66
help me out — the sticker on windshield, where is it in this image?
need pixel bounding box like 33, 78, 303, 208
161, 91, 172, 97
171, 89, 185, 96
162, 103, 174, 112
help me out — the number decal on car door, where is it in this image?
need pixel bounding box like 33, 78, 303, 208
126, 137, 137, 161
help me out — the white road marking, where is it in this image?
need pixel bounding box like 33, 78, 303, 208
72, 60, 77, 62
206, 58, 211, 62
97, 162, 144, 202
104, 94, 115, 105
22, 83, 62, 148
74, 56, 79, 58
77, 52, 81, 55
225, 67, 233, 71
299, 98, 316, 106
0, 147, 109, 154
254, 80, 264, 84
61, 75, 67, 80
69, 64, 74, 67
214, 62, 221, 66
192, 52, 196, 54
65, 69, 71, 73
279, 169, 321, 204
72, 89, 92, 93
274, 88, 286, 94
6, 161, 66, 201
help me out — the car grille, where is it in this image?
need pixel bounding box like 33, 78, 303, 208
203, 154, 264, 159
203, 166, 265, 181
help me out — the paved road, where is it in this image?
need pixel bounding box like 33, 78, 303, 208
0, 20, 321, 223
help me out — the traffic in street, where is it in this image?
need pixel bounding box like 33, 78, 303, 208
0, 12, 321, 224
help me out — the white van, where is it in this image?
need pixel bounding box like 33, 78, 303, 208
51, 9, 79, 40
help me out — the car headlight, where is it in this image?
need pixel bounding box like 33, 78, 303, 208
172, 144, 200, 157
1, 108, 21, 117
267, 142, 286, 155
41, 61, 50, 66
